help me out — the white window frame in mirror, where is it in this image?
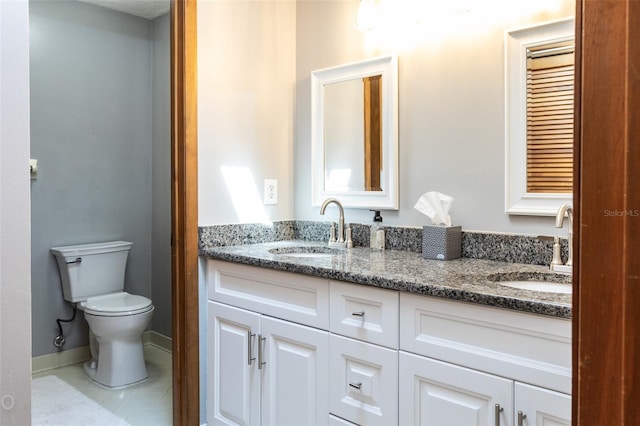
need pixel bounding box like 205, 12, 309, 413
505, 18, 574, 216
311, 55, 399, 209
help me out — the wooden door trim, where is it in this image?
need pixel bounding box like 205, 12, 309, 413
574, 0, 640, 423
171, 0, 199, 424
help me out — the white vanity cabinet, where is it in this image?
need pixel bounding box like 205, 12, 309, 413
399, 293, 572, 426
206, 259, 572, 426
207, 261, 330, 426
399, 353, 571, 426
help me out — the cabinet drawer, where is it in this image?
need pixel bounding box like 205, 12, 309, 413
207, 260, 329, 329
400, 293, 572, 394
330, 281, 399, 349
329, 334, 398, 426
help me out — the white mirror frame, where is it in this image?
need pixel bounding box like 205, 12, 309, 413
505, 18, 574, 216
311, 55, 399, 209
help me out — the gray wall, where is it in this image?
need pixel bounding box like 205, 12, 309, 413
30, 0, 170, 357
151, 13, 172, 337
294, 1, 575, 236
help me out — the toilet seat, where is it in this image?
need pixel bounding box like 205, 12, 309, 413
82, 292, 153, 317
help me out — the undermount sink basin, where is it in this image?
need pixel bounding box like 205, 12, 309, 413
268, 246, 345, 259
277, 252, 337, 259
488, 272, 572, 294
498, 280, 572, 294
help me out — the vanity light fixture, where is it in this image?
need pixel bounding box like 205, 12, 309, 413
356, 0, 379, 31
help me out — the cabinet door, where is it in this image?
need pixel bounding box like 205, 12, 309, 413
208, 302, 261, 426
399, 351, 513, 426
260, 316, 329, 426
514, 382, 571, 426
329, 334, 398, 426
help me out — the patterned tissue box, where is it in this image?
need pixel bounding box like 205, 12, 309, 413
422, 225, 462, 260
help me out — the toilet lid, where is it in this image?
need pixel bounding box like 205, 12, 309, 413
83, 292, 153, 316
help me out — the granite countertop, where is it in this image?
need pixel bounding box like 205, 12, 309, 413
200, 240, 572, 319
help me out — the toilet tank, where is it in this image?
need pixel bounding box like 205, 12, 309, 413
50, 241, 133, 303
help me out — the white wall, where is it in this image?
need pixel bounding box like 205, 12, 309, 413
198, 0, 296, 225
295, 0, 575, 236
0, 0, 32, 423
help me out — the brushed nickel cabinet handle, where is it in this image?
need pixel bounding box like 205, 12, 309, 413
247, 331, 255, 365
258, 335, 266, 370
348, 382, 362, 390
351, 311, 365, 317
517, 411, 527, 426
494, 404, 503, 426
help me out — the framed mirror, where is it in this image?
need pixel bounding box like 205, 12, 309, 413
311, 55, 399, 209
505, 18, 574, 215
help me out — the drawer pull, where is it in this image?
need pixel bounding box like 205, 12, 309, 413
348, 382, 362, 390
494, 404, 503, 426
351, 311, 365, 317
247, 331, 256, 365
517, 411, 526, 426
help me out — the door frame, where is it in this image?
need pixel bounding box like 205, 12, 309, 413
573, 0, 640, 423
170, 0, 199, 424
168, 0, 640, 424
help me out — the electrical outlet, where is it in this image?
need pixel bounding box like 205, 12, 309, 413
264, 179, 278, 205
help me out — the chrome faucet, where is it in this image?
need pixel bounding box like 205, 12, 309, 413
320, 198, 352, 248
551, 203, 573, 274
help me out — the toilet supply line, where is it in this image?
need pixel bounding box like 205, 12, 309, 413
53, 302, 77, 348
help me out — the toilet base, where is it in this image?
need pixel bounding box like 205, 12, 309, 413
83, 356, 148, 389
83, 306, 154, 388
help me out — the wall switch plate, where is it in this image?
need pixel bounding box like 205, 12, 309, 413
264, 179, 278, 205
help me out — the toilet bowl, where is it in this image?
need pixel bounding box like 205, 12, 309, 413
82, 292, 154, 388
50, 241, 154, 388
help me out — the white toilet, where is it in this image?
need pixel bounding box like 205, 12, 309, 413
51, 241, 154, 388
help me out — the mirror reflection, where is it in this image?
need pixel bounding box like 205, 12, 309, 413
324, 75, 382, 192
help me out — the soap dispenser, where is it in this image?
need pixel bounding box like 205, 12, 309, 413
370, 210, 385, 250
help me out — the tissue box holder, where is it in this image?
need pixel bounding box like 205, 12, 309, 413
422, 225, 461, 260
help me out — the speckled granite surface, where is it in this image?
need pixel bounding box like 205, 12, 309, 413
200, 240, 572, 319
199, 222, 295, 247
200, 221, 569, 264
462, 231, 569, 266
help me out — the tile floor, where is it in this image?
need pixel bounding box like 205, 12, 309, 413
32, 345, 173, 426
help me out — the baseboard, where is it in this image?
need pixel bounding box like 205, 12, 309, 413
32, 345, 91, 374
32, 332, 172, 374
143, 330, 172, 353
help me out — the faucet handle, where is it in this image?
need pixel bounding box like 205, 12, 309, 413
329, 223, 337, 243
550, 236, 563, 266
